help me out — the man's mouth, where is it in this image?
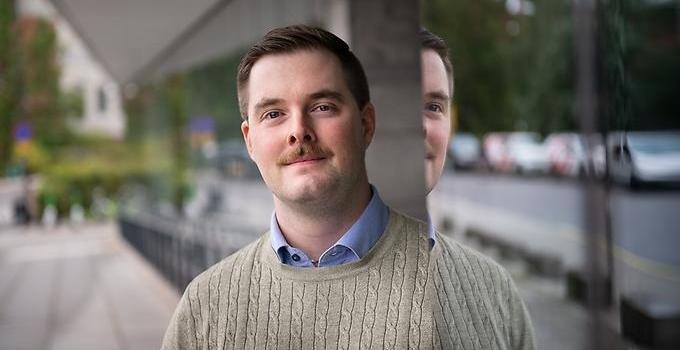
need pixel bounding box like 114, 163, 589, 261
287, 155, 325, 165
278, 144, 333, 166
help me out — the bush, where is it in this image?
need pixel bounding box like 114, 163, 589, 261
36, 137, 156, 219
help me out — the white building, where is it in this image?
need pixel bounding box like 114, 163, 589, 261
17, 0, 126, 139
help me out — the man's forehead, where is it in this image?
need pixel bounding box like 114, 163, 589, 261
422, 49, 452, 100
246, 50, 350, 107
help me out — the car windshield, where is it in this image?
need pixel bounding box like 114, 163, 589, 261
509, 133, 541, 146
629, 135, 680, 155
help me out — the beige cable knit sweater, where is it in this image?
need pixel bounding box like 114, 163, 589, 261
161, 209, 535, 349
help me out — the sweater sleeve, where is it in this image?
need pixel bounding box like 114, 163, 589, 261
161, 287, 199, 350
505, 276, 536, 350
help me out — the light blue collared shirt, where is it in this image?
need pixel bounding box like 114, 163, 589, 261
270, 186, 436, 268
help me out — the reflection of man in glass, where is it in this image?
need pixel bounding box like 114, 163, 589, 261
421, 28, 535, 349
162, 25, 534, 349
421, 28, 453, 194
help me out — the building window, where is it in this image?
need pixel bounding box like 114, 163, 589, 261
98, 87, 107, 113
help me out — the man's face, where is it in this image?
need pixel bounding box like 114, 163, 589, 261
422, 49, 452, 193
241, 49, 375, 206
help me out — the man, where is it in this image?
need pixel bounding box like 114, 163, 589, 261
421, 28, 454, 194
162, 25, 534, 349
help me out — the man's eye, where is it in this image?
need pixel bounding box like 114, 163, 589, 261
426, 103, 443, 113
312, 104, 333, 113
264, 111, 281, 119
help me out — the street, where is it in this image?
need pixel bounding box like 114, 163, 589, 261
431, 171, 680, 303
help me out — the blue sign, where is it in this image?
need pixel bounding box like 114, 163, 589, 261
13, 122, 32, 141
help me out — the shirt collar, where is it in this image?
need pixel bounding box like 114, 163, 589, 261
270, 185, 389, 263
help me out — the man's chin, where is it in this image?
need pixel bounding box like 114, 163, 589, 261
425, 163, 439, 195
277, 179, 336, 204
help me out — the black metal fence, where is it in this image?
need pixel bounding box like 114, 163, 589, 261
118, 211, 260, 292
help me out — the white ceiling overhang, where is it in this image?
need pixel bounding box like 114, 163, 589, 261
49, 0, 337, 86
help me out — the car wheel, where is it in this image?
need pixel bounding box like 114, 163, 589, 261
629, 174, 643, 190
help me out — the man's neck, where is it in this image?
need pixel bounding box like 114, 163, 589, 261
273, 181, 372, 262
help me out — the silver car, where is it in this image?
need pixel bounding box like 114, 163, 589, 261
607, 131, 680, 187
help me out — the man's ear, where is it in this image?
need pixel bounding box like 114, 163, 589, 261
361, 103, 376, 148
241, 119, 255, 160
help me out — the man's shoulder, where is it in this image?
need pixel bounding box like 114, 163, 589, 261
433, 231, 514, 287
433, 232, 536, 349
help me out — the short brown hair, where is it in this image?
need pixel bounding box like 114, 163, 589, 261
237, 25, 370, 120
420, 28, 454, 98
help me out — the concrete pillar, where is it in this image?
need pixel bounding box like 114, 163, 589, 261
349, 0, 426, 220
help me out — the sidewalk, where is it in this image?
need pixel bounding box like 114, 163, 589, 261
0, 222, 179, 350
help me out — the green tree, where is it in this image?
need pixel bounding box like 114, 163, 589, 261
15, 17, 70, 148
602, 0, 680, 131
0, 0, 17, 174
164, 74, 190, 215
423, 0, 513, 136
422, 0, 574, 136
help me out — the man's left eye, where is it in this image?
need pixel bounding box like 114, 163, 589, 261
312, 104, 332, 112
426, 103, 443, 113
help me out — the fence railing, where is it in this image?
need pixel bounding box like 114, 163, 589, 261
118, 210, 261, 292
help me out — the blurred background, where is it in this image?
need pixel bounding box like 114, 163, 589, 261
1, 0, 679, 349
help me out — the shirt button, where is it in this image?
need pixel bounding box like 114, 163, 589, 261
292, 254, 300, 262
331, 250, 338, 256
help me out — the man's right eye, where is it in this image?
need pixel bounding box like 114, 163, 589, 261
263, 111, 281, 120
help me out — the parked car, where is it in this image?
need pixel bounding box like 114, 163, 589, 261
482, 132, 512, 172
506, 132, 549, 174
448, 133, 481, 170
545, 133, 586, 176
607, 131, 680, 187
544, 132, 607, 179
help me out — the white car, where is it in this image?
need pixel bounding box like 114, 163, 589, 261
607, 131, 680, 187
448, 133, 481, 169
506, 132, 549, 174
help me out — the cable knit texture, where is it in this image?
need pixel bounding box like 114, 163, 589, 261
161, 209, 535, 349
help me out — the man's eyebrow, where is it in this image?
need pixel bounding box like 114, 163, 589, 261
253, 97, 284, 112
425, 90, 450, 101
308, 89, 345, 102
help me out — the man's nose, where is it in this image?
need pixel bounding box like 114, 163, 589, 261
288, 113, 315, 145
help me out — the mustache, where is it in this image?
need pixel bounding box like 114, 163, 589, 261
277, 143, 333, 165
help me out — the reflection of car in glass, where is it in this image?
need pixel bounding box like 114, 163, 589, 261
482, 132, 512, 172
607, 131, 680, 187
506, 132, 549, 174
448, 133, 481, 170
545, 133, 588, 177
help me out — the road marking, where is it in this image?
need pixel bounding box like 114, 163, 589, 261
433, 196, 680, 281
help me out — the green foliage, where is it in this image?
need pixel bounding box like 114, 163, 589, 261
423, 0, 513, 135
185, 51, 244, 140
164, 74, 191, 214
0, 0, 17, 174
60, 87, 84, 118
424, 0, 680, 134
37, 136, 162, 218
423, 0, 576, 136
15, 17, 71, 148
121, 52, 245, 214
604, 0, 680, 130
